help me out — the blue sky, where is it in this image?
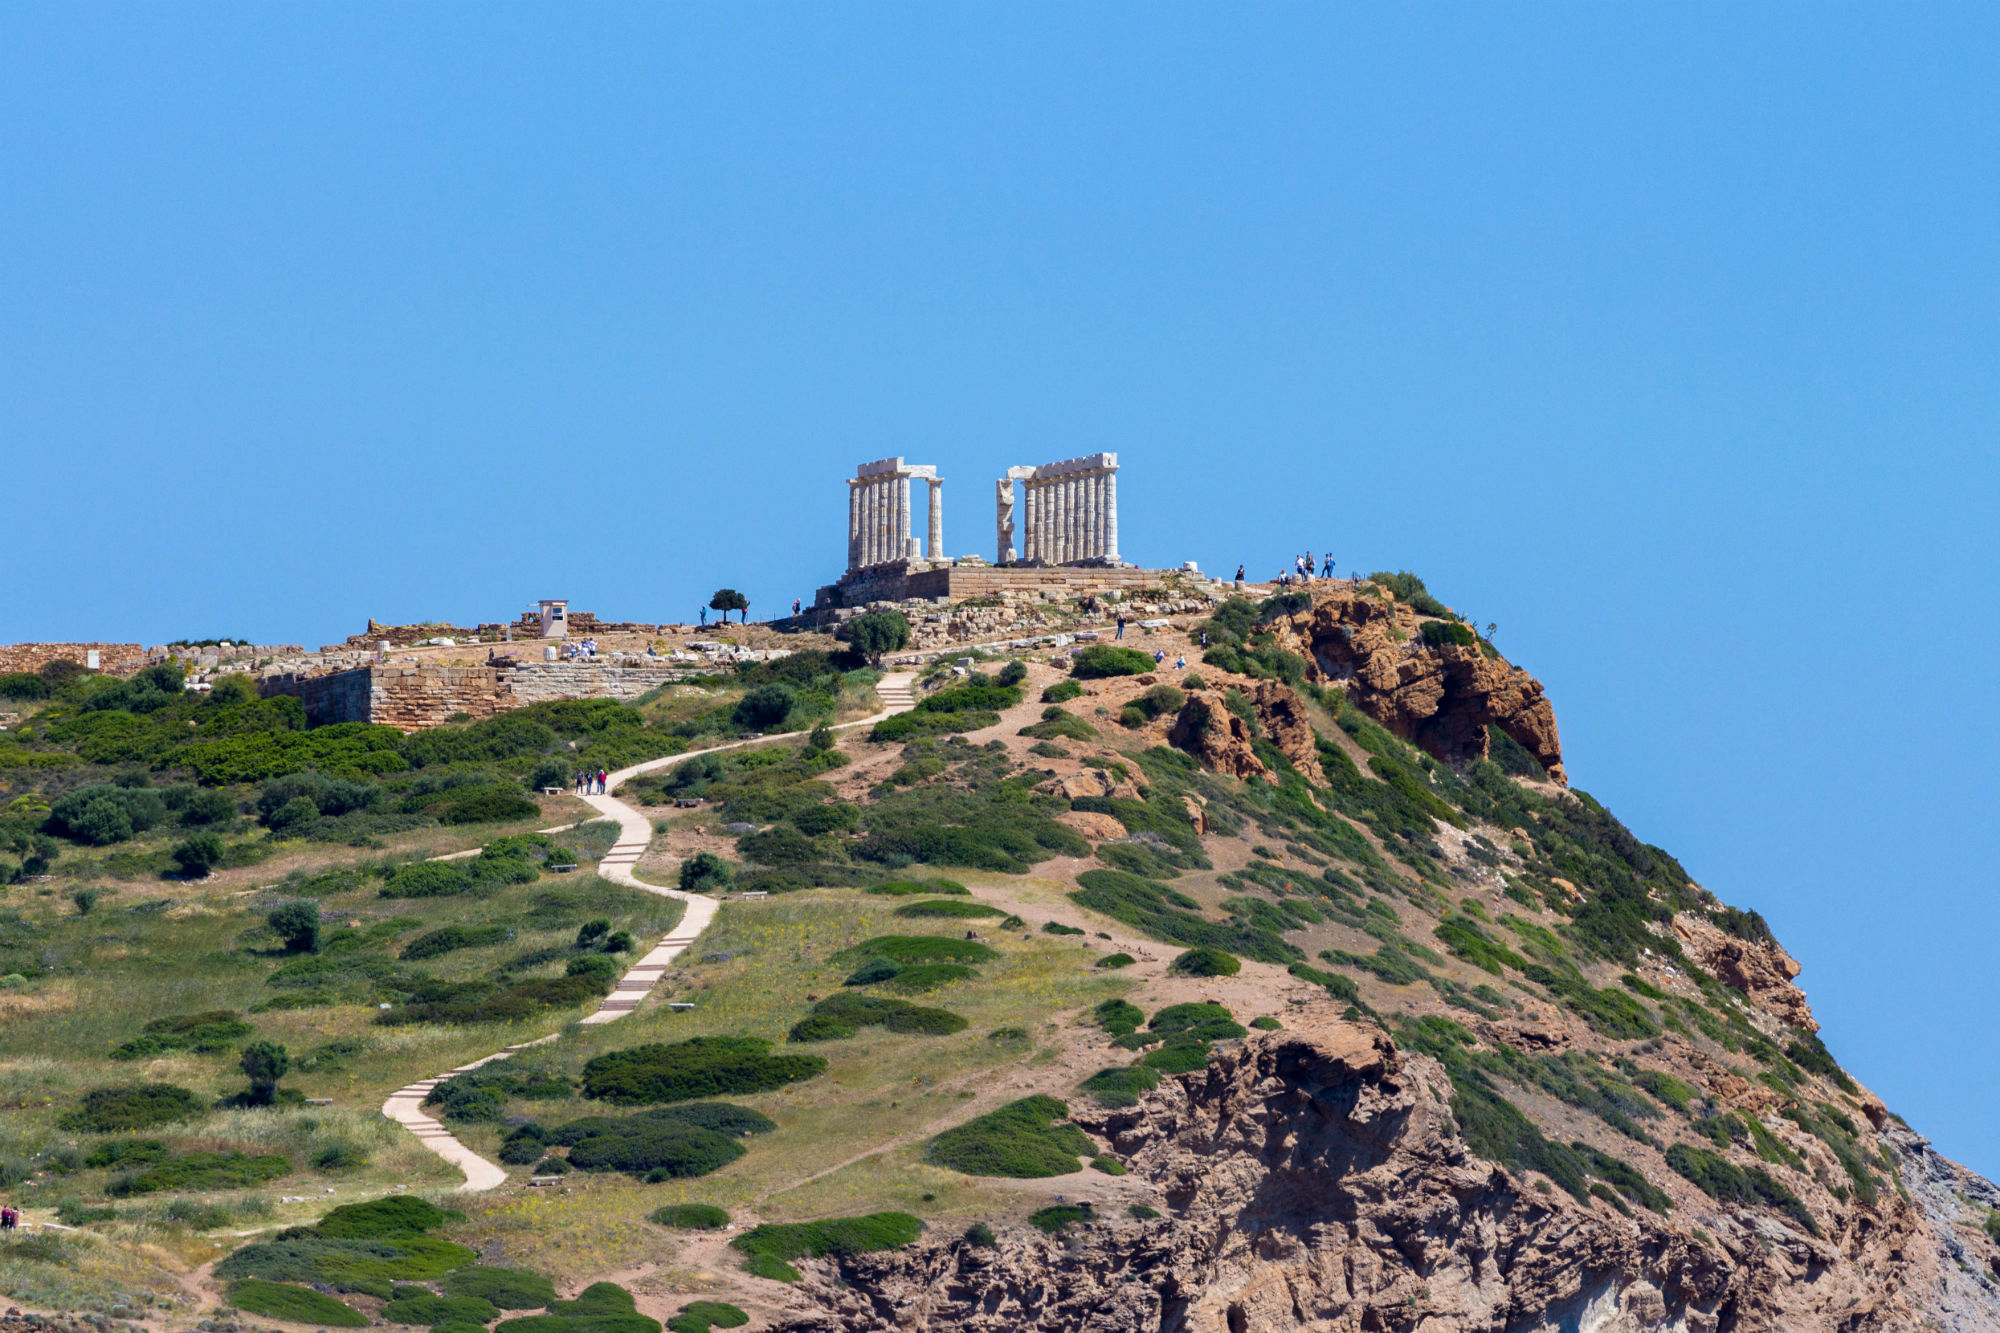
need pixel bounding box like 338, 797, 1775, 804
5, 7, 1998, 1173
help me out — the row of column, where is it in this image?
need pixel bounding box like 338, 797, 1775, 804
1022, 468, 1118, 565
846, 474, 942, 570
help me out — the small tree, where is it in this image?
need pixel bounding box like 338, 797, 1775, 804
732, 683, 796, 732
709, 589, 749, 624
846, 611, 911, 664
240, 1040, 291, 1107
268, 900, 321, 954
171, 832, 225, 878
72, 887, 103, 916
804, 722, 835, 753
679, 852, 731, 894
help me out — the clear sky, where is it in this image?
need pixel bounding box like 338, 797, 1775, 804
5, 7, 1997, 1174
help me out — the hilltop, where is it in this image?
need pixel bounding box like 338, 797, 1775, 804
0, 572, 1994, 1333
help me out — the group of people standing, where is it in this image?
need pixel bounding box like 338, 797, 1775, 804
574, 768, 609, 795
559, 639, 601, 660
0, 1206, 19, 1229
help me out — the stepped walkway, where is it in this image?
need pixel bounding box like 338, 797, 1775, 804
381, 672, 919, 1190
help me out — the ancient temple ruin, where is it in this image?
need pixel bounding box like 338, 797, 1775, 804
846, 458, 943, 571
997, 453, 1119, 566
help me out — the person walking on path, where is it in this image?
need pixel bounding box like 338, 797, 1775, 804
595, 768, 608, 795
1115, 615, 1126, 640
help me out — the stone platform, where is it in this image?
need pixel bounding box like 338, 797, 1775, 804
811, 561, 1187, 613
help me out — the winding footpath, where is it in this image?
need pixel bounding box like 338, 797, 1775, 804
381, 673, 919, 1190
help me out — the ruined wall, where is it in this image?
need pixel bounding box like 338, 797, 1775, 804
813, 564, 1198, 612
0, 643, 153, 677
261, 660, 696, 731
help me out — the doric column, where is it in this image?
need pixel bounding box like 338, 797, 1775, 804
1092, 471, 1106, 560
847, 480, 861, 571
1103, 469, 1119, 564
868, 479, 884, 565
927, 478, 943, 559
1025, 482, 1039, 563
898, 474, 914, 560
1064, 477, 1079, 563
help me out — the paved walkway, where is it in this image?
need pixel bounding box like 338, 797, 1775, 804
381, 672, 918, 1190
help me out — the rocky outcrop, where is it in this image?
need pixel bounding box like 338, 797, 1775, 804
1167, 681, 1324, 784
1671, 914, 1818, 1033
1259, 590, 1566, 784
773, 1021, 1991, 1333
1167, 691, 1263, 780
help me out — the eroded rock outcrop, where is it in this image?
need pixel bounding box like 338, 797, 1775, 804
771, 1022, 1988, 1333
1671, 914, 1817, 1033
1260, 590, 1566, 783
1167, 680, 1324, 784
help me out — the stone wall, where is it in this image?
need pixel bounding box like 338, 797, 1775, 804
811, 563, 1192, 612
260, 660, 698, 731
0, 643, 154, 677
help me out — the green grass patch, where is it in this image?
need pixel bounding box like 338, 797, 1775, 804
63, 1083, 204, 1132
111, 1150, 290, 1195
1080, 1066, 1160, 1108
667, 1302, 748, 1333
1071, 646, 1155, 678
380, 1291, 500, 1326
832, 935, 999, 966
1028, 1203, 1093, 1234
440, 1267, 559, 1309
1167, 947, 1240, 977
926, 1095, 1097, 1177
1070, 868, 1300, 963
865, 879, 969, 896
1096, 952, 1135, 969
1666, 1142, 1815, 1234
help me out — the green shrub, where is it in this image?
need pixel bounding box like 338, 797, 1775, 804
1633, 1070, 1699, 1113
1250, 1016, 1282, 1030
729, 1212, 923, 1283
866, 878, 969, 896
1091, 999, 1144, 1036
1433, 917, 1527, 975
667, 1302, 748, 1333
1168, 947, 1240, 977
1071, 645, 1155, 679
112, 1150, 289, 1195
1090, 1154, 1127, 1175
315, 1194, 458, 1238
892, 898, 1004, 919
1042, 920, 1085, 936
82, 1138, 171, 1168
650, 1203, 731, 1230
846, 612, 912, 663
1040, 680, 1083, 704
1028, 1204, 1092, 1234
733, 684, 798, 731
1071, 868, 1300, 963
679, 852, 732, 894
560, 1119, 747, 1179
1096, 952, 1136, 969
267, 899, 322, 953
789, 993, 967, 1041
833, 935, 998, 966
1665, 1142, 1815, 1233
63, 1084, 204, 1132
582, 1037, 827, 1105
402, 923, 512, 960
1080, 1066, 1159, 1108
380, 1292, 500, 1326
227, 1280, 367, 1326
926, 1095, 1096, 1177
377, 861, 474, 899
869, 709, 1002, 742
110, 1010, 254, 1060
169, 831, 226, 877
1368, 571, 1451, 617
1419, 620, 1476, 648
963, 1221, 996, 1247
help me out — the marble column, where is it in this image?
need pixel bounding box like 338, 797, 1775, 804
858, 481, 871, 566
1060, 479, 1074, 564
869, 479, 885, 565
927, 478, 943, 559
1026, 483, 1041, 563
1103, 469, 1119, 563
846, 480, 861, 571
1093, 471, 1106, 559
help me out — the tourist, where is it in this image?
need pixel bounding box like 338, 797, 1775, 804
1174, 655, 1186, 670
1152, 649, 1165, 665
1234, 564, 1245, 582
595, 768, 608, 794
792, 599, 801, 617
1198, 630, 1208, 648
1115, 616, 1126, 640
1321, 554, 1335, 577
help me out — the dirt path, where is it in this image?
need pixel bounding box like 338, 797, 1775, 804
379, 673, 918, 1191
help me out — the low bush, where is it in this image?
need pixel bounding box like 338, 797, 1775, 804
560, 1118, 748, 1180
926, 1095, 1096, 1178
789, 993, 967, 1041
109, 1010, 254, 1060
1071, 868, 1300, 964
1147, 1002, 1247, 1043
650, 1203, 731, 1230
64, 1084, 204, 1132
377, 861, 476, 899
1167, 947, 1240, 977
1665, 1142, 1815, 1234
1091, 999, 1144, 1036
1096, 952, 1136, 969
667, 1302, 748, 1333
1634, 1070, 1700, 1113
380, 1292, 500, 1326
1042, 920, 1085, 936
493, 1282, 661, 1333
402, 923, 513, 960
315, 1194, 458, 1238
112, 1150, 289, 1195
1028, 1203, 1092, 1234
869, 709, 1002, 743
892, 898, 1005, 919
227, 1280, 367, 1326
1080, 1066, 1159, 1108
1250, 1016, 1282, 1030
833, 935, 999, 966
1418, 620, 1476, 648
1090, 1154, 1127, 1175
1071, 645, 1155, 679
82, 1138, 171, 1168
845, 960, 978, 991
865, 878, 969, 896
582, 1037, 827, 1105
1040, 680, 1083, 704
679, 852, 732, 894
729, 1212, 923, 1283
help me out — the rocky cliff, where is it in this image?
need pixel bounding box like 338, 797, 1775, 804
1256, 588, 1567, 784
776, 1023, 1997, 1333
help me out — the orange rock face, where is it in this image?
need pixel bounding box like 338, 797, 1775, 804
1260, 589, 1567, 783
